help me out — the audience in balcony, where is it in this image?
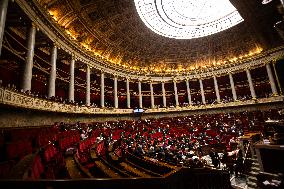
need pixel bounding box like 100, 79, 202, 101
0, 81, 278, 109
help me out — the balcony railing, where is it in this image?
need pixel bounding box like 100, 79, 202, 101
0, 86, 283, 115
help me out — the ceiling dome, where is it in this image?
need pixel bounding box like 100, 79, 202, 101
134, 0, 244, 39
35, 0, 282, 75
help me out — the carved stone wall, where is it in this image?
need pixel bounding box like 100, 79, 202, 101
0, 105, 135, 128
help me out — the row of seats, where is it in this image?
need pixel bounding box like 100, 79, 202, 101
5, 141, 33, 161
59, 134, 80, 151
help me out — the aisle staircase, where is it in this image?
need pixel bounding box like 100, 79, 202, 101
247, 155, 261, 189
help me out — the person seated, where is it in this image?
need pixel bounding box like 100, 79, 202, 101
80, 130, 88, 140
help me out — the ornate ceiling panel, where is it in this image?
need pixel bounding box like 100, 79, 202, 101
36, 0, 282, 74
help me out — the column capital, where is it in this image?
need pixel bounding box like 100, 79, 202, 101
31, 22, 36, 28
52, 42, 59, 49
213, 73, 219, 77
271, 59, 277, 64
71, 54, 77, 61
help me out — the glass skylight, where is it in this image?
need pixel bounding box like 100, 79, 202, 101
134, 0, 244, 39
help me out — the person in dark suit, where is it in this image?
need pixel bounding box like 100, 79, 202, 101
235, 149, 243, 177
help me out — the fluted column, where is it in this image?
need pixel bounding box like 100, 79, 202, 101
126, 78, 130, 108
213, 75, 221, 103
69, 58, 75, 102
199, 79, 206, 104
100, 72, 105, 108
266, 63, 278, 96
150, 82, 155, 109
48, 45, 57, 98
229, 73, 237, 101
185, 79, 192, 106
22, 24, 36, 92
173, 79, 179, 106
0, 0, 8, 57
114, 76, 118, 108
246, 69, 256, 99
162, 82, 166, 107
86, 66, 90, 106
138, 80, 142, 108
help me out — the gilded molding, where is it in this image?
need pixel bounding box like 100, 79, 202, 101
0, 87, 132, 115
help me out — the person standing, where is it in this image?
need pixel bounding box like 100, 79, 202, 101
235, 149, 243, 177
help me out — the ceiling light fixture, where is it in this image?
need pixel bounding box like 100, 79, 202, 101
262, 0, 273, 4
134, 0, 244, 39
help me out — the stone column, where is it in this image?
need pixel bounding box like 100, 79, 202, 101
186, 79, 192, 106
22, 24, 36, 92
0, 0, 9, 57
48, 45, 57, 98
150, 82, 155, 109
246, 69, 256, 99
280, 0, 284, 8
162, 82, 166, 107
100, 72, 105, 108
126, 78, 130, 108
266, 63, 278, 96
199, 79, 206, 104
173, 79, 179, 106
213, 75, 221, 103
86, 66, 90, 106
138, 80, 142, 108
229, 73, 237, 101
69, 58, 75, 102
114, 76, 118, 108
272, 61, 283, 95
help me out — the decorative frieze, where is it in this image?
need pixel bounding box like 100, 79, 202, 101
0, 87, 132, 115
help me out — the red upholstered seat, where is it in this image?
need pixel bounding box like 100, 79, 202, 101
0, 160, 15, 178
30, 155, 44, 180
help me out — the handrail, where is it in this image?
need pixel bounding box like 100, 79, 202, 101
243, 141, 251, 164
74, 153, 94, 178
